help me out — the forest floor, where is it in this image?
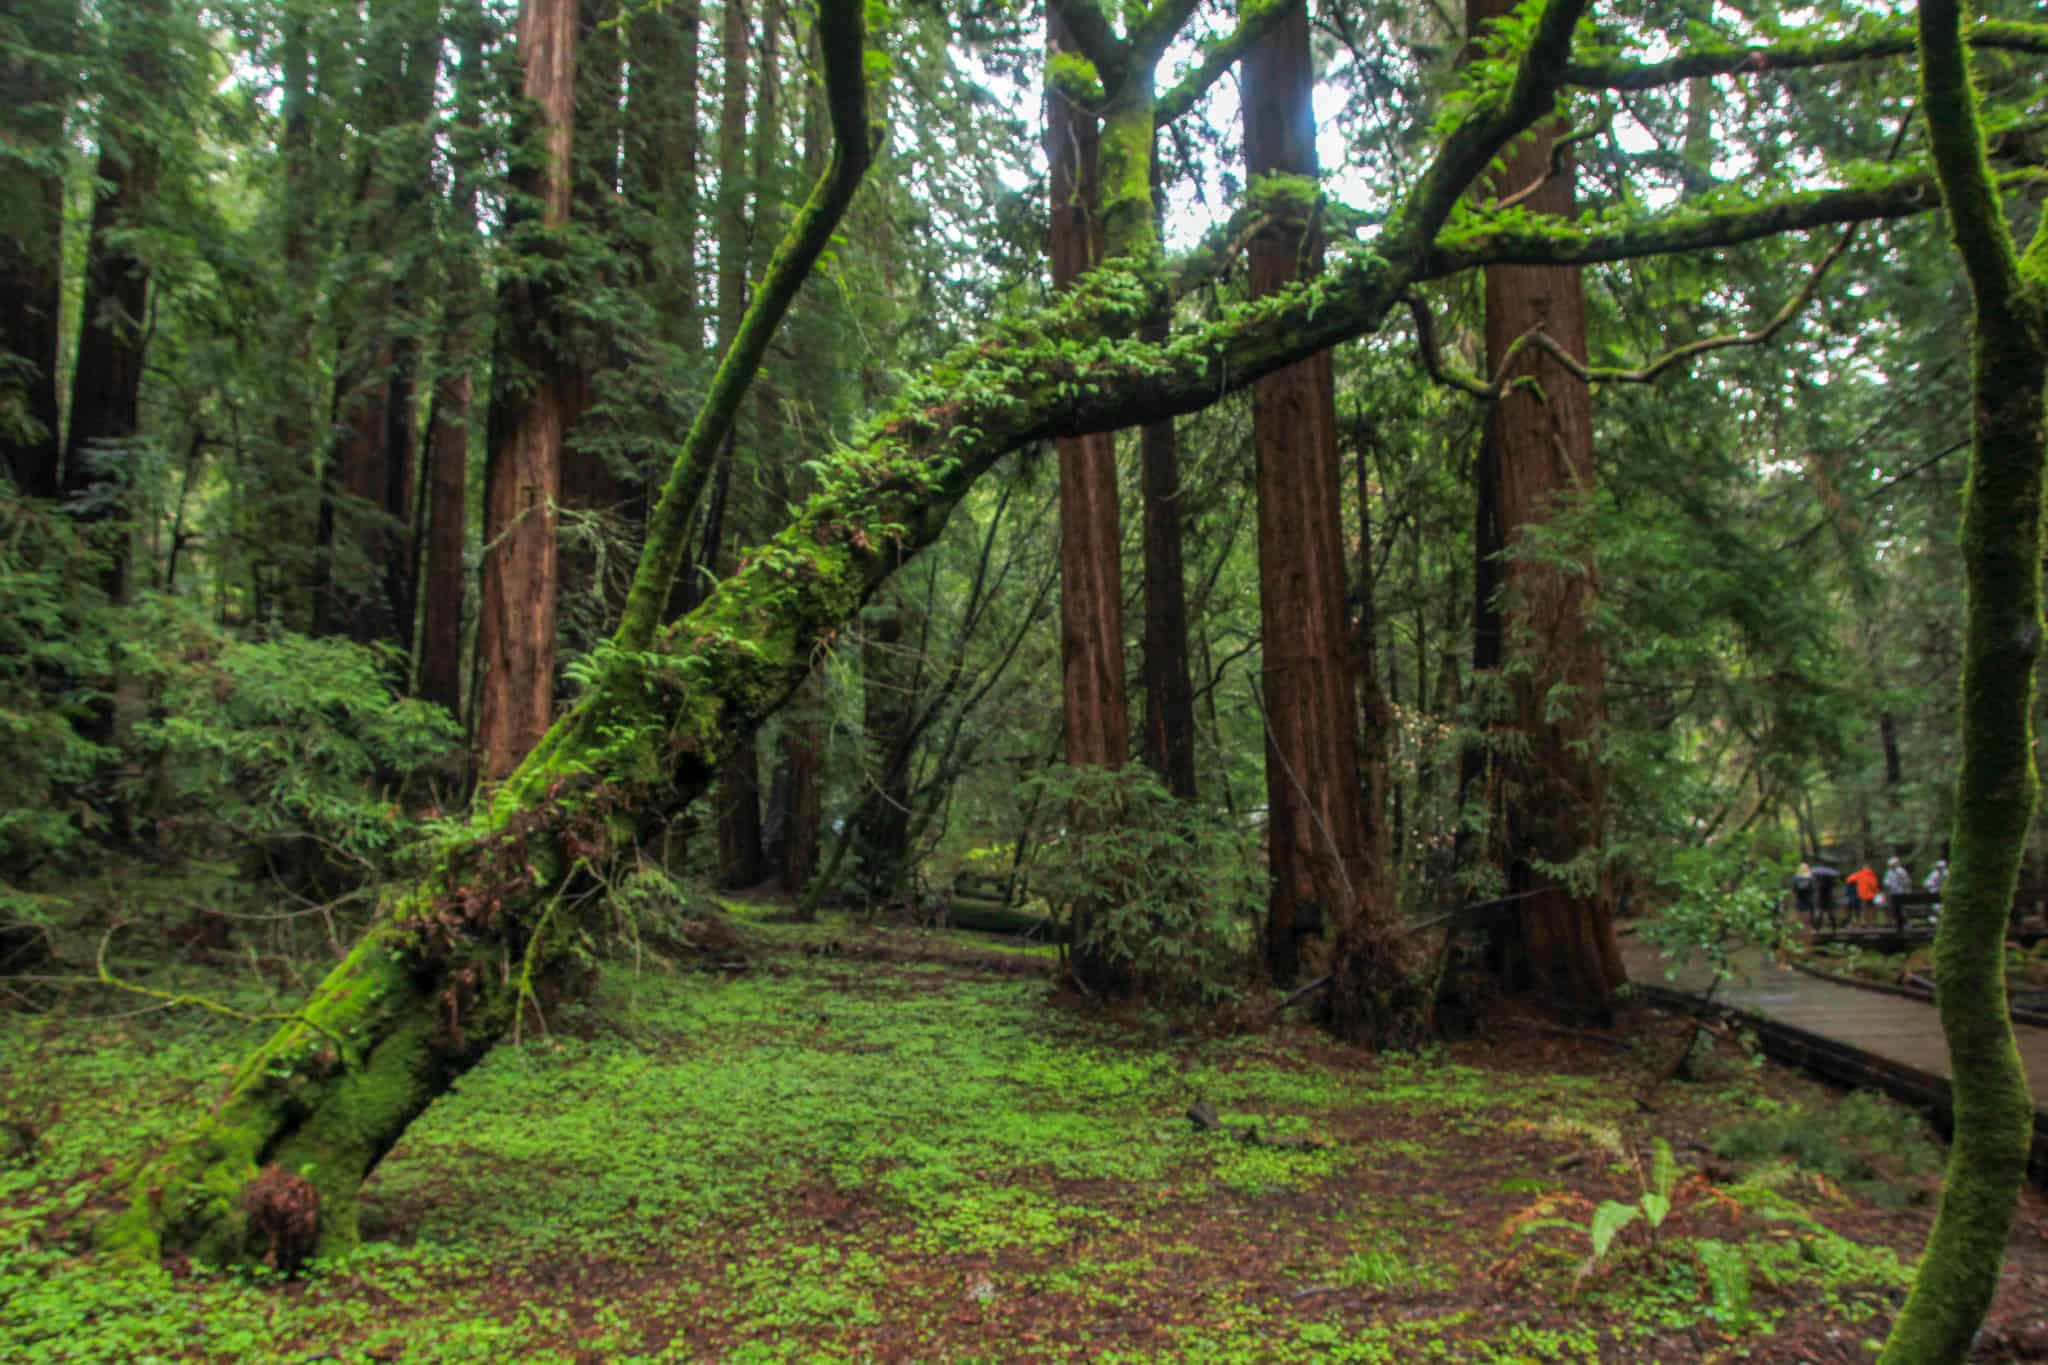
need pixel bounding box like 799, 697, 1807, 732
5, 887, 2048, 1363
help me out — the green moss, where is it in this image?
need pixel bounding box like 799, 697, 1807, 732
1097, 91, 1157, 260
1249, 171, 1322, 219
1046, 49, 1103, 103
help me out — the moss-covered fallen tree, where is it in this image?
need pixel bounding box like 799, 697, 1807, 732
107, 0, 1980, 1265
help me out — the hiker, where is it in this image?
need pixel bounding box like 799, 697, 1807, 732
1809, 862, 1840, 926
1793, 861, 1816, 924
1882, 856, 1911, 907
1925, 859, 1947, 896
1846, 863, 1880, 923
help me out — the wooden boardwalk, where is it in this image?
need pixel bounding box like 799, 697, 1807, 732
1620, 934, 2048, 1187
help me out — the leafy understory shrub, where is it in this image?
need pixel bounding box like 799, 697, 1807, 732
1018, 765, 1262, 1001
128, 603, 462, 883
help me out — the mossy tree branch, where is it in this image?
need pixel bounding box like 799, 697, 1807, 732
1424, 171, 1961, 273
1877, 1, 2047, 1360
616, 0, 878, 651
1566, 19, 2048, 91
1380, 0, 1590, 261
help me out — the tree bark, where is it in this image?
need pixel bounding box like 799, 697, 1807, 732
251, 13, 319, 630
1877, 0, 2042, 1355
1469, 0, 1625, 1021
1351, 422, 1395, 903
475, 0, 578, 782
556, 0, 626, 649
0, 0, 72, 500
846, 595, 918, 905
1243, 0, 1374, 991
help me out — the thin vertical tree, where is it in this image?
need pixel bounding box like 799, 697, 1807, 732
313, 0, 438, 646
416, 2, 490, 718
555, 0, 626, 648
67, 0, 176, 604
710, 0, 767, 886
1138, 155, 1196, 803
1877, 0, 2044, 1353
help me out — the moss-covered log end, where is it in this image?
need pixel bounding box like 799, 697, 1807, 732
101, 920, 443, 1266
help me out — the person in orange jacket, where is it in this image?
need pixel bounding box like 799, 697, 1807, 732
1846, 863, 1880, 922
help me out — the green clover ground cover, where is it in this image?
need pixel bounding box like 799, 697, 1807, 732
1, 932, 1949, 1362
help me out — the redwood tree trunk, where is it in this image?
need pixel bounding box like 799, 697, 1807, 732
1470, 0, 1626, 1020
0, 0, 71, 500
475, 0, 577, 782
1243, 0, 1373, 989
1048, 11, 1131, 991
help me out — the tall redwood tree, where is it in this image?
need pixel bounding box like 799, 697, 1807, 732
1243, 0, 1372, 987
1469, 0, 1627, 1020
1047, 8, 1130, 990
475, 0, 577, 781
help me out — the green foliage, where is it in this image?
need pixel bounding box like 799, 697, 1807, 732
1695, 1238, 1757, 1329
0, 517, 114, 871
1018, 764, 1261, 1000
126, 603, 462, 877
1709, 1091, 1942, 1208
1512, 1136, 1685, 1292
1636, 831, 1793, 990
0, 495, 117, 875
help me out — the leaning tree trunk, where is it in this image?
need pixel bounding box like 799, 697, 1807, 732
1878, 0, 2043, 1356
1469, 0, 1625, 1022
105, 0, 1612, 1262
1242, 0, 1382, 1005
